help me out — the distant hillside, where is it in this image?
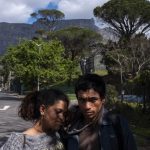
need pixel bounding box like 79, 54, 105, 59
0, 19, 101, 54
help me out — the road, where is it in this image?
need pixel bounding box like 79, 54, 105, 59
0, 92, 32, 147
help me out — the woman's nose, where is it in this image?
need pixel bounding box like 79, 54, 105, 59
59, 113, 64, 122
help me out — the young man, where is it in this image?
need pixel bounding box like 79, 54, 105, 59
63, 74, 137, 150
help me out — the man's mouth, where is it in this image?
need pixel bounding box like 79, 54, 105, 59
84, 111, 94, 116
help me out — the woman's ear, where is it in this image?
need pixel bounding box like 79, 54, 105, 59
39, 104, 46, 115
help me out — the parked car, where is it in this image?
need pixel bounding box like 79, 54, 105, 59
119, 95, 143, 102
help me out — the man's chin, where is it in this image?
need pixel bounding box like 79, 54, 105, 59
84, 115, 95, 122
84, 114, 100, 123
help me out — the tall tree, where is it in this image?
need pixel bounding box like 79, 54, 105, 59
50, 27, 102, 83
133, 70, 150, 112
94, 0, 150, 41
51, 27, 101, 60
31, 9, 65, 37
105, 35, 150, 79
0, 57, 10, 89
1, 39, 68, 90
103, 35, 150, 101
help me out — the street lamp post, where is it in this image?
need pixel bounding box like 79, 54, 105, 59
8, 71, 12, 92
83, 58, 87, 74
121, 89, 125, 102
31, 40, 42, 91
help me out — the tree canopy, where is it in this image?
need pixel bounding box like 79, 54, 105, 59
50, 27, 102, 61
104, 35, 150, 80
1, 39, 68, 90
49, 27, 102, 82
31, 9, 65, 33
94, 0, 150, 40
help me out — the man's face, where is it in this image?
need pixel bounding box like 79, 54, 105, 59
77, 89, 105, 122
42, 100, 68, 131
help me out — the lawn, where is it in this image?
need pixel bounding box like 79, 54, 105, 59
50, 80, 76, 100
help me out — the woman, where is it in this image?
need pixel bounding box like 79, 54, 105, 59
1, 88, 69, 150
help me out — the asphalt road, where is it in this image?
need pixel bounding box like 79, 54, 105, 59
0, 92, 32, 147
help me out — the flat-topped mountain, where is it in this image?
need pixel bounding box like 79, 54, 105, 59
0, 19, 116, 54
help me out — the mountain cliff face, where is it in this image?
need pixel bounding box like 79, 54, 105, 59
0, 19, 100, 54
0, 22, 34, 54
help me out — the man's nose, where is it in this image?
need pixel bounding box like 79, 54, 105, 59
84, 102, 91, 110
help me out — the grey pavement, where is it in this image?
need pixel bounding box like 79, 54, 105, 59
0, 92, 31, 147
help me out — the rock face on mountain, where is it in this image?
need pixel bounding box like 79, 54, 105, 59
0, 19, 100, 54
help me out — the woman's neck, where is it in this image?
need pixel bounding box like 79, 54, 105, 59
34, 121, 55, 136
23, 121, 44, 136
33, 122, 44, 134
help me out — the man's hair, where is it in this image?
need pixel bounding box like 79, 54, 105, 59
75, 74, 106, 99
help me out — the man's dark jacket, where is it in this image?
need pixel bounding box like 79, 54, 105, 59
61, 105, 137, 150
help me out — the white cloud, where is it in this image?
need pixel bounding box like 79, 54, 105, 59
0, 0, 108, 23
0, 0, 51, 23
58, 0, 108, 19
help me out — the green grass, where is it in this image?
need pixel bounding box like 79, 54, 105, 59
135, 135, 150, 147
133, 127, 150, 138
50, 80, 76, 100
67, 93, 76, 100
108, 101, 150, 147
94, 69, 108, 76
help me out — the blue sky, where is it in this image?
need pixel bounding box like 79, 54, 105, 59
0, 0, 108, 23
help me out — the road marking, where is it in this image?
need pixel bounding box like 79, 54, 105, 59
0, 106, 10, 110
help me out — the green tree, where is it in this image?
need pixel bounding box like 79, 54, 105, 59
31, 9, 65, 36
0, 55, 13, 90
94, 0, 150, 41
103, 35, 150, 101
50, 27, 102, 83
2, 39, 67, 90
134, 70, 150, 112
105, 35, 150, 79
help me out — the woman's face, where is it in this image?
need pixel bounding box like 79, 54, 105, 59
41, 100, 68, 131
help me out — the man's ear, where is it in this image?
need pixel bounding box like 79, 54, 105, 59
39, 104, 46, 115
102, 98, 105, 104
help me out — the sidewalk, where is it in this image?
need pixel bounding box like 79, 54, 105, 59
8, 93, 25, 99
0, 91, 25, 99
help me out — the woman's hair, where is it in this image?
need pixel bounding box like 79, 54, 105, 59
18, 88, 69, 121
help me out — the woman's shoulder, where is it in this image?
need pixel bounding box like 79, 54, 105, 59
0, 132, 25, 150
4, 132, 24, 142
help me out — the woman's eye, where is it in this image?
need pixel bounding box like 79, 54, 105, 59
55, 109, 63, 114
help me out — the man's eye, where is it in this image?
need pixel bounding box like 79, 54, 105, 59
89, 97, 100, 103
90, 98, 98, 101
89, 99, 97, 103
78, 98, 85, 103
